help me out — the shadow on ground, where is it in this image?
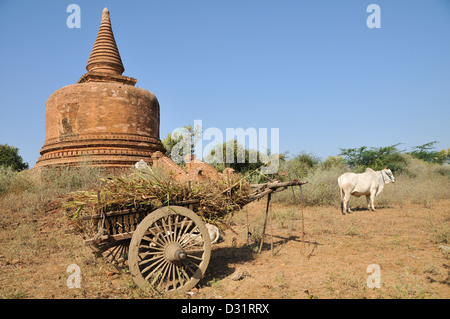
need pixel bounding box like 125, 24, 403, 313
200, 235, 322, 287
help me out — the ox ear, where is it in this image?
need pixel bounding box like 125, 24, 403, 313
384, 165, 389, 169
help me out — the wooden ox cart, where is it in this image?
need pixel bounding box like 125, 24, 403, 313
78, 179, 306, 293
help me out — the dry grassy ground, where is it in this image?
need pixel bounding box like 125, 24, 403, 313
1, 195, 448, 299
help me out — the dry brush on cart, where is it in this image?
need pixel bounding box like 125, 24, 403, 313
62, 167, 307, 293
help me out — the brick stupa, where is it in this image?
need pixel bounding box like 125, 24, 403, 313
35, 8, 165, 168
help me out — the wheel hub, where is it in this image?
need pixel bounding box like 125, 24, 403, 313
164, 242, 186, 263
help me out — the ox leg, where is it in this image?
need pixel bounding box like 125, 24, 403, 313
340, 189, 345, 214
366, 195, 371, 211
343, 193, 352, 214
341, 201, 348, 215
370, 193, 376, 211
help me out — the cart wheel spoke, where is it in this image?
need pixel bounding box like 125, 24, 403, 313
139, 253, 164, 267
144, 258, 167, 282
100, 239, 130, 269
186, 254, 204, 261
157, 262, 171, 288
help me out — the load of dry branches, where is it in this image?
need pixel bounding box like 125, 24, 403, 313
63, 166, 253, 227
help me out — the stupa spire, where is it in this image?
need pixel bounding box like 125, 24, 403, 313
86, 8, 125, 75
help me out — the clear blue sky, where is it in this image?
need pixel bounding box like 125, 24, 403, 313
1, 0, 449, 168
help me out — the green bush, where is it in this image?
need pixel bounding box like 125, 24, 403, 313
321, 156, 347, 170
279, 151, 321, 179
0, 144, 29, 171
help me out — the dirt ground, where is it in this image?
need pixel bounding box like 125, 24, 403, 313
0, 198, 449, 299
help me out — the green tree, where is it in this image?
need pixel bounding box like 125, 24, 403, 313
0, 144, 29, 171
409, 141, 449, 164
339, 144, 406, 172
205, 139, 268, 175
162, 125, 202, 165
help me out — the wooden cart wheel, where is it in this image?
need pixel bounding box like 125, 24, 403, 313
101, 239, 130, 269
128, 206, 211, 292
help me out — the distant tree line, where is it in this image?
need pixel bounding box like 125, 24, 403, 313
2, 136, 447, 178
339, 141, 449, 173
163, 126, 449, 179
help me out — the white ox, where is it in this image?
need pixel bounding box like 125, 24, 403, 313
338, 167, 395, 214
